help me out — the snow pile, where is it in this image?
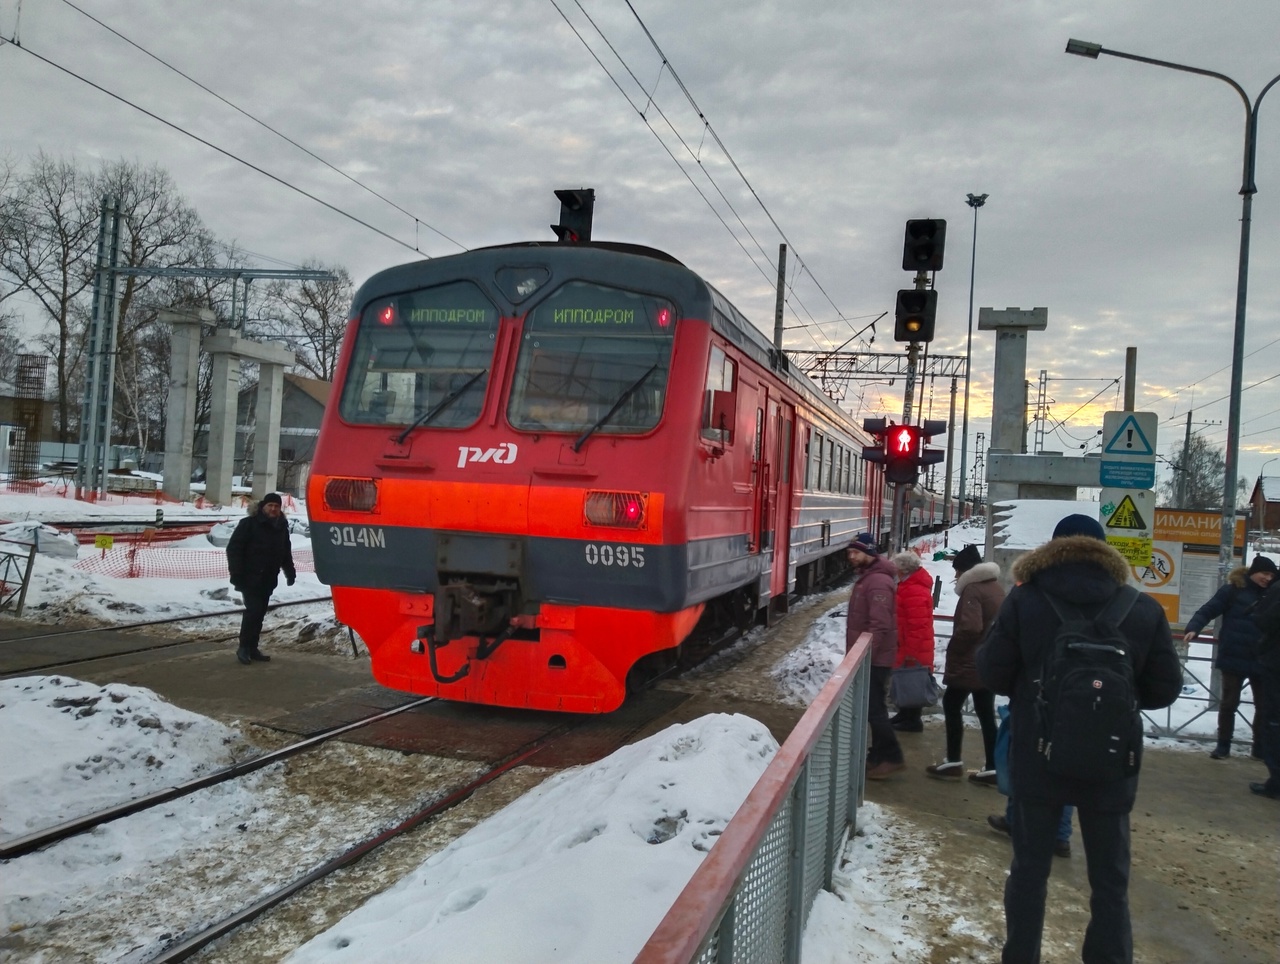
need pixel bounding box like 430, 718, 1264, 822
0, 675, 255, 841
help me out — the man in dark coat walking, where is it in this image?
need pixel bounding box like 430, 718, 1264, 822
226, 493, 297, 665
845, 532, 903, 779
977, 513, 1182, 964
1181, 554, 1276, 758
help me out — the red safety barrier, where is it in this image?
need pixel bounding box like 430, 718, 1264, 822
74, 548, 316, 580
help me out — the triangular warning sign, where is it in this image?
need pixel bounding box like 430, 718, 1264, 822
1102, 414, 1154, 456
1106, 494, 1147, 530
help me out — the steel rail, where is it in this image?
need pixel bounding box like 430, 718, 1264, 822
0, 696, 435, 860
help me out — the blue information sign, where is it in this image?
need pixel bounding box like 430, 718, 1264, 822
1100, 460, 1156, 489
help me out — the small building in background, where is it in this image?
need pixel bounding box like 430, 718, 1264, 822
1248, 476, 1280, 535
192, 373, 331, 497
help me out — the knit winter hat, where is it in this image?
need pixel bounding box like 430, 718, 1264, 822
261, 492, 283, 506
1052, 513, 1105, 541
1248, 555, 1278, 576
848, 532, 879, 555
951, 543, 982, 573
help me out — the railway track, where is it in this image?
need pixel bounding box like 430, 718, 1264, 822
148, 721, 581, 963
0, 694, 434, 860
0, 594, 338, 677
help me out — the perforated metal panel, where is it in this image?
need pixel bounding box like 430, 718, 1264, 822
725, 797, 793, 964
801, 728, 833, 922
829, 691, 855, 878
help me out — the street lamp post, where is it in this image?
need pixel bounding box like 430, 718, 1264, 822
957, 192, 988, 517
1065, 39, 1280, 582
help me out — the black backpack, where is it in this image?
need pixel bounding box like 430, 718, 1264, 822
1035, 586, 1143, 783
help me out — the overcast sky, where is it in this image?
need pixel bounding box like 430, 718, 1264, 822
3, 0, 1279, 495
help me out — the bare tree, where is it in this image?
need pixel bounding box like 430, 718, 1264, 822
1160, 434, 1241, 510
260, 263, 353, 381
94, 160, 213, 456
0, 152, 98, 440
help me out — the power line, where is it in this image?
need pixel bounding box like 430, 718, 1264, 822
2, 38, 427, 257
619, 0, 858, 346
550, 0, 866, 352
52, 0, 465, 253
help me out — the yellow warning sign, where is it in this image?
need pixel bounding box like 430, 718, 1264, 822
1106, 494, 1147, 530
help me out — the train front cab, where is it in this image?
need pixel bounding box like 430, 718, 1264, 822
309, 248, 791, 712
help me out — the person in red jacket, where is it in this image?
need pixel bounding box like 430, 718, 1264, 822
889, 551, 937, 733
845, 532, 904, 779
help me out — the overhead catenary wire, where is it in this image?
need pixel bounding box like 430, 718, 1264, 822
619, 0, 859, 346
50, 0, 466, 253
1, 38, 429, 258
550, 0, 865, 352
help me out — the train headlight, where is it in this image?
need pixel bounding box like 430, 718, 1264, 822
584, 490, 647, 528
325, 477, 379, 512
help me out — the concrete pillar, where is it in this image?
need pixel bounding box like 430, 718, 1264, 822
161, 308, 213, 502
252, 363, 285, 499
980, 308, 1047, 455
978, 308, 1048, 567
202, 329, 297, 506
206, 336, 241, 506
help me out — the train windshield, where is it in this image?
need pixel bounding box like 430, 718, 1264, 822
339, 281, 498, 429
508, 282, 676, 434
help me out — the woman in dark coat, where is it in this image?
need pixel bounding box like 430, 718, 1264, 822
226, 493, 297, 664
889, 551, 936, 733
1182, 555, 1276, 757
927, 544, 1004, 783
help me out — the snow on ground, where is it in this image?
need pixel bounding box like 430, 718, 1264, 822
0, 489, 1269, 961
0, 485, 334, 637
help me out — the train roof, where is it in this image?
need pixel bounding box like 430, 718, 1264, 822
352, 242, 865, 442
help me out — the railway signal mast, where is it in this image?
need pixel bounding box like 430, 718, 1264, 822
884, 219, 947, 550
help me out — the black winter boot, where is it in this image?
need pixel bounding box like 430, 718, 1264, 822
249, 649, 271, 662
236, 646, 252, 665
1209, 742, 1231, 759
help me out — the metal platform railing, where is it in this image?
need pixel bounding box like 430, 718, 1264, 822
635, 632, 872, 964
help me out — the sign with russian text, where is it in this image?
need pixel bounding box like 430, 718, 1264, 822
1130, 508, 1246, 627
1100, 411, 1157, 488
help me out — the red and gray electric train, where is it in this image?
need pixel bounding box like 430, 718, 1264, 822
307, 240, 955, 713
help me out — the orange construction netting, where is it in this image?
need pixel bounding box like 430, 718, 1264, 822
74, 547, 316, 580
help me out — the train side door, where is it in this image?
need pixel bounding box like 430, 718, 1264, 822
770, 400, 794, 614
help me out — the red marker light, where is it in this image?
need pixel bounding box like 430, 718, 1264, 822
378, 305, 395, 325
657, 308, 672, 328
584, 490, 648, 528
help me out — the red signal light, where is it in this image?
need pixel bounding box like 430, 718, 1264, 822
584, 490, 648, 528
891, 426, 918, 455
657, 308, 672, 328
378, 305, 395, 326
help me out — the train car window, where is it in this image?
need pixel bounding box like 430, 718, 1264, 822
338, 281, 498, 428
811, 431, 824, 491
824, 437, 835, 491
508, 282, 676, 434
802, 429, 812, 490
701, 346, 736, 444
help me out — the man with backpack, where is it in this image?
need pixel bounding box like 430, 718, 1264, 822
977, 513, 1182, 964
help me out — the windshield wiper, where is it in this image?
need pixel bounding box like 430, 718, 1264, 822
573, 364, 659, 453
393, 369, 486, 445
